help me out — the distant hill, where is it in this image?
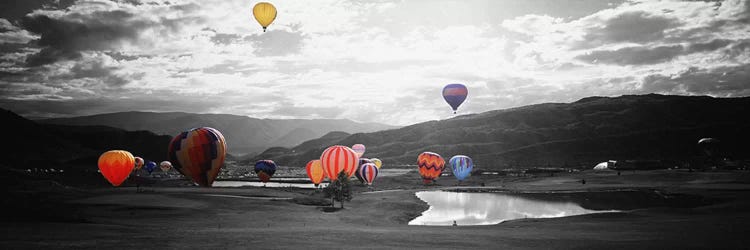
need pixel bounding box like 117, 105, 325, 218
39, 112, 397, 155
250, 94, 750, 170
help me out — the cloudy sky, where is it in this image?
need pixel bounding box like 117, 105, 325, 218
0, 0, 748, 125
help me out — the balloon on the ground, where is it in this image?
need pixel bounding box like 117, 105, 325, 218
359, 163, 378, 186
697, 137, 720, 157
306, 159, 325, 186
168, 127, 227, 187
160, 161, 172, 172
355, 158, 373, 184
134, 157, 144, 170
253, 2, 277, 32
352, 144, 366, 158
371, 158, 382, 169
417, 152, 445, 184
449, 155, 473, 181
144, 161, 157, 174
320, 145, 359, 180
254, 160, 277, 183
442, 83, 468, 114
98, 150, 135, 187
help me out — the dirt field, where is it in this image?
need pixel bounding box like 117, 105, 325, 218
2, 169, 750, 249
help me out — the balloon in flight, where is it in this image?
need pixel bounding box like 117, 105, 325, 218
168, 127, 227, 187
253, 2, 277, 32
352, 144, 366, 158
254, 160, 277, 183
320, 145, 359, 180
134, 157, 144, 170
359, 163, 379, 186
144, 161, 157, 174
449, 155, 473, 182
371, 158, 382, 169
305, 159, 325, 187
442, 83, 468, 114
160, 161, 172, 172
98, 150, 135, 187
417, 152, 445, 184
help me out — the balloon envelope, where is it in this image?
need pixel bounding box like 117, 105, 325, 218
442, 83, 468, 114
134, 157, 144, 170
417, 152, 445, 184
253, 2, 277, 32
306, 160, 325, 185
359, 163, 378, 186
160, 161, 172, 172
144, 161, 157, 173
320, 145, 359, 180
98, 150, 135, 187
449, 155, 473, 181
168, 127, 227, 187
371, 158, 382, 169
352, 144, 366, 158
254, 160, 277, 183
354, 158, 373, 184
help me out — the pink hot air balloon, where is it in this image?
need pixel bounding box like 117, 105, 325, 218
352, 144, 366, 158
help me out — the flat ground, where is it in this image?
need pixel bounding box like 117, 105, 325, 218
2, 169, 750, 249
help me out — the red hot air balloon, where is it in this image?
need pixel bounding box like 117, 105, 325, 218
134, 157, 144, 170
417, 152, 445, 185
168, 127, 227, 187
306, 159, 325, 187
442, 83, 468, 114
359, 163, 379, 186
320, 145, 359, 181
98, 150, 135, 187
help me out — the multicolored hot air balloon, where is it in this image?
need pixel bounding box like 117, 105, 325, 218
134, 157, 144, 170
144, 161, 157, 174
253, 2, 277, 32
254, 160, 277, 183
160, 161, 172, 172
371, 158, 382, 169
168, 127, 227, 187
306, 159, 325, 187
320, 145, 359, 180
354, 158, 373, 184
442, 83, 468, 114
352, 144, 366, 158
417, 152, 445, 185
359, 163, 378, 186
449, 155, 473, 182
98, 150, 135, 187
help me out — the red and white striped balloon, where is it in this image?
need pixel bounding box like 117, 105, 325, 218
320, 145, 359, 180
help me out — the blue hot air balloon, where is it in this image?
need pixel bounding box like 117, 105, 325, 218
254, 160, 277, 183
144, 161, 157, 174
355, 158, 373, 184
449, 155, 473, 182
442, 83, 468, 114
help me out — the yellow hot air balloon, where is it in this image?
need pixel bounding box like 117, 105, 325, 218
371, 158, 382, 169
253, 2, 277, 32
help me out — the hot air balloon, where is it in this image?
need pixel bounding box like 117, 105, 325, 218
306, 159, 325, 187
449, 155, 473, 182
442, 83, 468, 114
359, 163, 378, 186
254, 160, 277, 183
134, 157, 144, 170
320, 145, 359, 180
168, 127, 227, 187
698, 138, 721, 157
354, 158, 373, 184
98, 150, 135, 187
417, 152, 445, 185
371, 158, 382, 169
144, 161, 157, 174
253, 2, 277, 32
352, 144, 366, 158
160, 161, 172, 172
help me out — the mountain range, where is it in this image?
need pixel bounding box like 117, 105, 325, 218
39, 112, 397, 156
247, 94, 750, 170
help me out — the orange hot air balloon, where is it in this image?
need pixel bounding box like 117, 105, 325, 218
417, 152, 445, 185
98, 150, 135, 187
168, 127, 227, 187
320, 145, 359, 180
306, 159, 325, 187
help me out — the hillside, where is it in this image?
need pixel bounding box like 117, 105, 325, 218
250, 94, 750, 170
39, 112, 397, 155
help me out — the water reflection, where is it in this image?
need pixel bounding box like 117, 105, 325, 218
213, 181, 328, 189
409, 191, 616, 226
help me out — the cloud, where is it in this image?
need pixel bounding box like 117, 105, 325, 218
576, 45, 685, 65
576, 11, 680, 48
641, 64, 750, 96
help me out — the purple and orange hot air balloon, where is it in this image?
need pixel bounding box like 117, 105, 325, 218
168, 127, 227, 187
417, 152, 445, 185
254, 160, 277, 183
442, 83, 468, 114
320, 145, 359, 180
